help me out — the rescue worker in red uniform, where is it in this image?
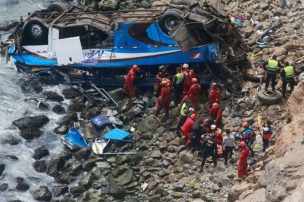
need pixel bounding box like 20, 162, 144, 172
154, 65, 170, 96
262, 127, 272, 152
155, 79, 172, 119
188, 78, 201, 110
238, 141, 249, 179
182, 63, 197, 97
240, 121, 255, 156
209, 103, 223, 127
181, 113, 197, 145
209, 82, 220, 108
123, 65, 140, 99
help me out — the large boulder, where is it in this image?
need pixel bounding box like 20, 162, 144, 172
33, 146, 49, 160
13, 115, 49, 130
42, 91, 64, 102
33, 186, 52, 201
116, 169, 133, 186
62, 87, 81, 99
138, 116, 160, 133
16, 177, 30, 191
0, 163, 5, 176
52, 105, 66, 114
47, 157, 66, 177
19, 78, 43, 93
33, 160, 47, 173
56, 112, 78, 126
52, 185, 69, 197
0, 183, 8, 191
20, 128, 42, 140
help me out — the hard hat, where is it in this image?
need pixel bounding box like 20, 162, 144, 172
189, 107, 195, 112
263, 127, 270, 132
239, 141, 247, 147
183, 63, 189, 68
132, 64, 139, 71
191, 78, 198, 83
159, 65, 166, 71
242, 121, 249, 128
211, 82, 217, 87
211, 124, 216, 130
212, 102, 219, 109
190, 113, 197, 120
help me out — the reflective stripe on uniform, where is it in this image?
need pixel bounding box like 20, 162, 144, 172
180, 102, 188, 116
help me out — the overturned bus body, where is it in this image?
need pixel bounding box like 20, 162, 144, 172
8, 1, 248, 89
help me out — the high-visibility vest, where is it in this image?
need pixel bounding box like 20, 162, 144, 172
175, 72, 184, 84
284, 66, 295, 78
267, 59, 278, 71
180, 102, 188, 116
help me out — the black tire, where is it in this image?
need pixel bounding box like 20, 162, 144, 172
158, 9, 183, 35
257, 90, 282, 105
47, 2, 69, 13
22, 19, 48, 45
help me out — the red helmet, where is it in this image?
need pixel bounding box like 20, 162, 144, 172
242, 121, 249, 128
191, 78, 198, 84
239, 141, 247, 147
212, 102, 219, 109
132, 64, 140, 71
191, 113, 197, 120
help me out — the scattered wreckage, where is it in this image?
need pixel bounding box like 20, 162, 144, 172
6, 0, 248, 90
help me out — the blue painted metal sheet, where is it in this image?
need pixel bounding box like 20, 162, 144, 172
103, 128, 130, 140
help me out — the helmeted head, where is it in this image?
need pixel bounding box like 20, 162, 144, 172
211, 82, 217, 88
161, 78, 171, 87
212, 102, 219, 109
211, 124, 216, 130
190, 113, 197, 120
239, 141, 247, 147
192, 78, 198, 84
189, 107, 195, 113
263, 127, 270, 132
159, 65, 166, 71
242, 121, 249, 128
183, 63, 189, 69
132, 64, 140, 71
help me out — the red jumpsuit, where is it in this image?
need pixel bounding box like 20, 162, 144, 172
238, 146, 249, 178
154, 71, 169, 95
188, 83, 201, 110
124, 68, 137, 99
209, 89, 220, 108
155, 86, 172, 118
209, 107, 223, 126
181, 117, 195, 145
182, 69, 197, 96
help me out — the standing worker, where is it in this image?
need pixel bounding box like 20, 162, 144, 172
240, 121, 255, 156
223, 130, 235, 165
200, 137, 217, 172
262, 127, 272, 152
155, 79, 172, 119
281, 61, 295, 98
190, 118, 203, 150
264, 55, 279, 92
238, 141, 249, 179
182, 63, 197, 97
154, 65, 170, 96
209, 103, 223, 127
172, 67, 184, 105
123, 65, 140, 100
181, 113, 197, 145
188, 78, 201, 110
208, 82, 220, 108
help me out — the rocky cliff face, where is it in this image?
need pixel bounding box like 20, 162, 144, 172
229, 82, 304, 202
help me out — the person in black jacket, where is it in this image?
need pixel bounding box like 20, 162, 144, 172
200, 137, 217, 171
190, 118, 203, 150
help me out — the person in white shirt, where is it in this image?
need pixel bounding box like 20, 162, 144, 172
223, 129, 235, 165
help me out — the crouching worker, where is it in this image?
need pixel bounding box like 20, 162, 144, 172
181, 113, 197, 145
155, 79, 172, 119
200, 137, 217, 172
238, 141, 249, 179
123, 65, 140, 100
262, 127, 272, 152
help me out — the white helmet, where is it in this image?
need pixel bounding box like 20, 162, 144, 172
211, 124, 216, 130
263, 127, 270, 132
189, 107, 195, 112
183, 63, 189, 68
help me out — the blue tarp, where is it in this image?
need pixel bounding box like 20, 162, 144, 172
63, 128, 89, 149
91, 114, 112, 130
103, 129, 130, 140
